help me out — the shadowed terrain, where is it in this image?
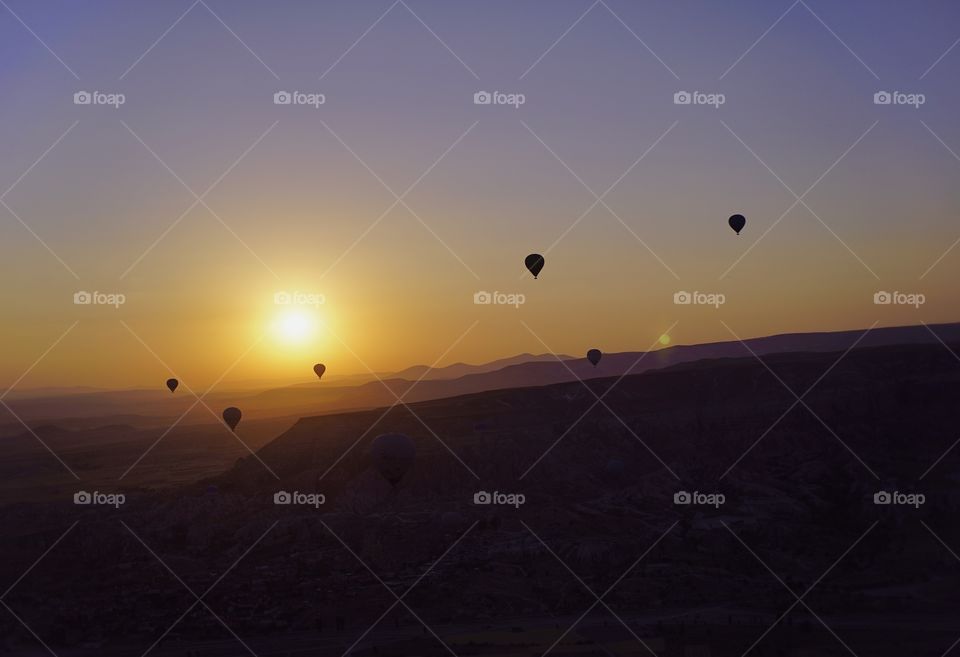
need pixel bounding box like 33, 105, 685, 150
2, 339, 959, 656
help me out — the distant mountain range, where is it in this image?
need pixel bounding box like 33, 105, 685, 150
3, 323, 959, 428
387, 352, 576, 381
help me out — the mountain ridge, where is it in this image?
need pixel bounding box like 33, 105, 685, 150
4, 322, 958, 425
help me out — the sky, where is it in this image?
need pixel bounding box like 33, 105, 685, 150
1, 0, 959, 390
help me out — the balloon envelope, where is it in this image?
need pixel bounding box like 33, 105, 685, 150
222, 407, 242, 431
728, 214, 746, 235
370, 433, 415, 486
524, 253, 545, 279
313, 363, 326, 380
166, 378, 178, 393
587, 349, 602, 366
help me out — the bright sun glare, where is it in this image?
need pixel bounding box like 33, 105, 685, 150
273, 310, 317, 344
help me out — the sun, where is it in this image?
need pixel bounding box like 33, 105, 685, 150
272, 309, 318, 344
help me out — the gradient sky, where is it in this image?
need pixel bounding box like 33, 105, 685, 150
2, 0, 959, 389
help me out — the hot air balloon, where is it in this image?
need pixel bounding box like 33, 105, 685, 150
222, 407, 242, 432
166, 378, 178, 393
728, 214, 746, 235
524, 253, 545, 279
313, 363, 326, 380
370, 433, 415, 487
587, 349, 602, 366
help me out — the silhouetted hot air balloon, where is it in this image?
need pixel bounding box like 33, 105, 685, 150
587, 349, 602, 366
728, 214, 746, 235
222, 407, 242, 432
524, 253, 545, 279
313, 363, 326, 380
370, 433, 415, 486
166, 378, 178, 393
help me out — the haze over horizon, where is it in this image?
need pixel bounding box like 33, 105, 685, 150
7, 318, 960, 396
3, 0, 960, 390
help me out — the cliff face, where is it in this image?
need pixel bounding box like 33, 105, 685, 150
219, 340, 960, 514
